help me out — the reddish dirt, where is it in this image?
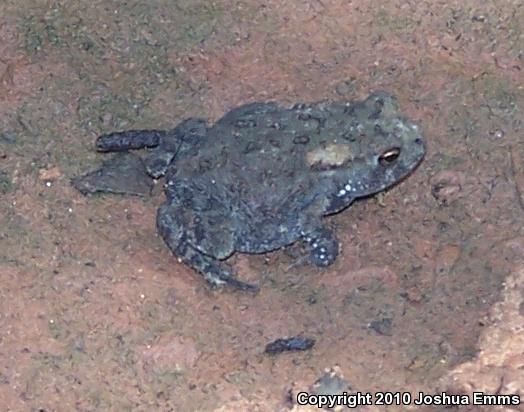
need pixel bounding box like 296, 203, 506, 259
0, 0, 523, 411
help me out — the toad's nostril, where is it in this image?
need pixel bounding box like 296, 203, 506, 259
414, 137, 422, 144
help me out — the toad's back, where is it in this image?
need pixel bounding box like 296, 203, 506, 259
170, 101, 364, 214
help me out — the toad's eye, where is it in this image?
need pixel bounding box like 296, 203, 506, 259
378, 147, 400, 166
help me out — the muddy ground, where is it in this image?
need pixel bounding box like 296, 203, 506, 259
0, 0, 523, 411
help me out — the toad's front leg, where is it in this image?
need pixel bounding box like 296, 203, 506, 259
301, 227, 339, 267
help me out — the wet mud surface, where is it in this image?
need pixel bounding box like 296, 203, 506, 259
0, 0, 523, 410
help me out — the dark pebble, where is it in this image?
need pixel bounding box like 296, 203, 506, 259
264, 336, 315, 354
368, 317, 393, 336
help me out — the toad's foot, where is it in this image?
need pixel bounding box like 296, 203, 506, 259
301, 227, 339, 267
180, 248, 259, 292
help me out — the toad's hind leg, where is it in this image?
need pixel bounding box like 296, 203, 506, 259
96, 130, 167, 152
156, 202, 258, 291
301, 227, 339, 267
